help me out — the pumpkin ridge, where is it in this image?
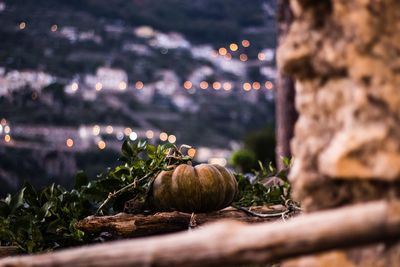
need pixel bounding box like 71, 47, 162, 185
194, 164, 221, 212
178, 164, 199, 212
208, 164, 228, 210
212, 164, 237, 208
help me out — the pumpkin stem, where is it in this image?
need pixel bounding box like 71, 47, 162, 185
165, 144, 193, 166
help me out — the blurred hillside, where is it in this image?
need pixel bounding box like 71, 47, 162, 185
0, 0, 277, 195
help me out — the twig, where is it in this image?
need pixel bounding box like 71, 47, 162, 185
231, 203, 290, 218
96, 171, 159, 215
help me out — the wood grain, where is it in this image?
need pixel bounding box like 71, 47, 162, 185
1, 200, 399, 267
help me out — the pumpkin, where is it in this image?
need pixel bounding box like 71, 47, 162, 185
151, 163, 238, 213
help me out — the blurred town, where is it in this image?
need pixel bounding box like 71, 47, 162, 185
0, 0, 277, 195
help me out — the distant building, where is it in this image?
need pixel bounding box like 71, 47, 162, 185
150, 32, 190, 49
79, 31, 102, 44
188, 66, 214, 85
191, 45, 245, 77
171, 93, 199, 113
260, 66, 277, 79
191, 45, 214, 60
122, 42, 151, 56
260, 48, 275, 62
0, 70, 54, 95
135, 84, 155, 104
104, 24, 124, 35
155, 70, 179, 96
59, 26, 78, 42
59, 27, 102, 43
217, 58, 245, 77
85, 67, 128, 92
134, 26, 156, 38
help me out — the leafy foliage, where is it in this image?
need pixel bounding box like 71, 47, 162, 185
230, 149, 257, 173
0, 140, 294, 253
234, 158, 293, 207
0, 140, 182, 252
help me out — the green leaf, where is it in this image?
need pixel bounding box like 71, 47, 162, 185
0, 200, 10, 217
9, 187, 26, 214
74, 171, 88, 190
121, 139, 133, 158
147, 144, 156, 159
23, 182, 39, 208
46, 218, 65, 234
40, 201, 55, 218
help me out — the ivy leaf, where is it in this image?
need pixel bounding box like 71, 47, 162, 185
22, 182, 39, 208
40, 201, 55, 218
147, 144, 156, 159
121, 139, 133, 158
9, 187, 26, 214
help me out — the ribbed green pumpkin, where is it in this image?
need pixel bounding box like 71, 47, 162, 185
151, 164, 238, 213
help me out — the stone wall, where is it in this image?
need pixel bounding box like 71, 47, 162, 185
278, 0, 400, 265
278, 0, 400, 211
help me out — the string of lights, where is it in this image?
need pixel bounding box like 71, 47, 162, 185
66, 80, 274, 93
15, 21, 274, 93
0, 118, 179, 150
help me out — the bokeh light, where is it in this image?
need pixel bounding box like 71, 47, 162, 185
187, 148, 196, 158
19, 22, 26, 30
199, 81, 209, 90
92, 125, 100, 136
212, 82, 221, 90
159, 132, 168, 141
106, 125, 113, 134
223, 82, 232, 91
118, 81, 127, 90
168, 134, 176, 143
229, 43, 238, 52
145, 130, 154, 139
243, 82, 252, 91
258, 52, 266, 61
239, 54, 248, 62
4, 134, 11, 143
95, 82, 103, 91
241, 39, 250, 47
265, 81, 274, 90
66, 138, 74, 148
71, 82, 79, 92
129, 132, 138, 141
218, 47, 227, 56
135, 81, 144, 90
252, 82, 261, 90
124, 127, 132, 135
98, 140, 106, 150
183, 81, 192, 90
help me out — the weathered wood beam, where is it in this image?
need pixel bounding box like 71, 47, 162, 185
75, 206, 287, 237
1, 200, 399, 267
0, 247, 19, 259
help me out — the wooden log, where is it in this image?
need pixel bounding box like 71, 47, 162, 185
75, 206, 287, 237
1, 200, 400, 267
0, 247, 19, 258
